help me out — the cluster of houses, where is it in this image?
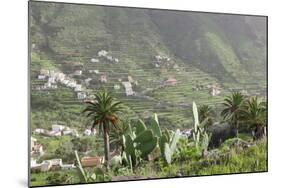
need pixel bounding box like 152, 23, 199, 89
33, 124, 99, 138
90, 50, 119, 64
31, 158, 75, 172
36, 69, 88, 100
155, 55, 171, 62
191, 82, 222, 97
33, 124, 79, 137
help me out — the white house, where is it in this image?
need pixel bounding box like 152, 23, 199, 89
106, 55, 113, 61
74, 84, 82, 92
114, 58, 119, 63
33, 128, 46, 135
61, 164, 76, 170
77, 92, 87, 100
38, 75, 46, 80
48, 77, 56, 84
100, 75, 107, 83
74, 70, 82, 76
48, 131, 62, 137
52, 124, 65, 132
63, 129, 79, 137
93, 70, 99, 74
209, 85, 221, 96
91, 58, 99, 63
122, 82, 135, 96
98, 50, 108, 57
85, 78, 92, 85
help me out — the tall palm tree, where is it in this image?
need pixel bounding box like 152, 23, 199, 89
82, 91, 124, 169
198, 104, 215, 129
221, 92, 245, 137
243, 96, 267, 140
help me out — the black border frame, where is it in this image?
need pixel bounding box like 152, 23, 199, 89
28, 1, 268, 187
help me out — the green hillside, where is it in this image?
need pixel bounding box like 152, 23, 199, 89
29, 2, 267, 129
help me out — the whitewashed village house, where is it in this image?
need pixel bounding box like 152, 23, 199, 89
77, 92, 87, 100
31, 158, 75, 172
52, 124, 65, 132
98, 50, 108, 57
74, 84, 82, 92
91, 58, 99, 63
209, 85, 221, 96
74, 70, 82, 76
122, 82, 135, 96
100, 75, 107, 83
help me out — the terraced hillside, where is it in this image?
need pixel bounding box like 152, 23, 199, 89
30, 2, 267, 129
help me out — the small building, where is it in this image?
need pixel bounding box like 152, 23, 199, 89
100, 75, 107, 83
122, 82, 135, 96
164, 78, 177, 86
93, 70, 99, 74
48, 131, 62, 137
81, 156, 104, 167
38, 75, 46, 80
77, 92, 87, 100
61, 164, 76, 170
98, 50, 108, 57
63, 129, 79, 137
52, 124, 65, 132
209, 85, 221, 96
74, 70, 82, 76
106, 55, 113, 61
90, 58, 99, 63
33, 128, 47, 135
48, 77, 56, 84
114, 58, 119, 63
74, 84, 82, 92
85, 78, 92, 85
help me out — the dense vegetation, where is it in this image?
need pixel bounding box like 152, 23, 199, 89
29, 2, 267, 187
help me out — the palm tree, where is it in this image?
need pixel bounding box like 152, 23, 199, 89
243, 96, 267, 140
198, 104, 215, 129
82, 91, 124, 169
221, 92, 245, 137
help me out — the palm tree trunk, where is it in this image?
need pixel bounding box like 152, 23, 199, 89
235, 121, 239, 137
103, 123, 110, 170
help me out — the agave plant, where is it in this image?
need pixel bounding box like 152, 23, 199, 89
82, 91, 124, 169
